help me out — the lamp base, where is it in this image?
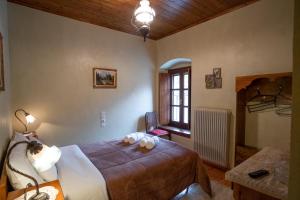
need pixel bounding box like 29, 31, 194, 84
23, 131, 36, 137
28, 192, 50, 200
139, 26, 149, 42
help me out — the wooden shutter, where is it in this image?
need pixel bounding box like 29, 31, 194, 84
159, 73, 170, 125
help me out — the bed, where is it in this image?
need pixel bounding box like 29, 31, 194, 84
1, 134, 212, 200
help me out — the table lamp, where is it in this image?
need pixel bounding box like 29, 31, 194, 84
7, 141, 61, 200
15, 109, 36, 134
15, 109, 36, 135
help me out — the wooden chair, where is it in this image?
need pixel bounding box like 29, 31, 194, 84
145, 112, 171, 140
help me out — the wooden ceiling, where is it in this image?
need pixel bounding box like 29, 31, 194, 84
8, 0, 259, 40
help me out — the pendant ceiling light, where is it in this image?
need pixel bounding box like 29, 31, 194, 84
132, 0, 156, 42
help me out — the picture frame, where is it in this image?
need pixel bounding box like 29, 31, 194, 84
215, 78, 222, 88
205, 74, 215, 89
213, 68, 221, 79
205, 67, 223, 89
0, 32, 4, 91
93, 68, 117, 88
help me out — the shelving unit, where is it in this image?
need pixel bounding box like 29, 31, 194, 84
235, 72, 292, 166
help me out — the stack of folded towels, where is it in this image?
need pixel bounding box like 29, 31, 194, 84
123, 132, 160, 150
123, 132, 145, 144
140, 136, 160, 150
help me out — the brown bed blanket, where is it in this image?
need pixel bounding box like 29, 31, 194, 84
79, 137, 211, 200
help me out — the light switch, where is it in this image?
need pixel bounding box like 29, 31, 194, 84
100, 112, 106, 127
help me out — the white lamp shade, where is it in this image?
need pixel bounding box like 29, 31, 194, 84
134, 0, 155, 23
28, 145, 61, 172
25, 114, 36, 124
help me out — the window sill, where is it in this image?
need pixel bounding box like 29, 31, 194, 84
158, 125, 191, 138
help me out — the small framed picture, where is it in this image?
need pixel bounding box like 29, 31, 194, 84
0, 32, 4, 91
93, 68, 117, 88
215, 78, 222, 88
213, 68, 221, 79
205, 74, 215, 89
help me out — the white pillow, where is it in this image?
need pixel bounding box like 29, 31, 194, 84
6, 133, 45, 190
28, 136, 58, 182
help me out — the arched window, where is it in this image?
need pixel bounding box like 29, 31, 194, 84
159, 58, 192, 131
169, 67, 191, 129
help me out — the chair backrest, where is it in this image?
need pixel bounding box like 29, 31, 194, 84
145, 112, 158, 133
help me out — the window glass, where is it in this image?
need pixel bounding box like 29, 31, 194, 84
184, 73, 189, 89
184, 90, 189, 106
168, 67, 191, 129
172, 106, 180, 122
172, 75, 180, 89
172, 90, 180, 105
184, 107, 189, 124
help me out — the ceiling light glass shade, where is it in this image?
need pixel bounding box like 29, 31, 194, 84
28, 145, 61, 172
134, 0, 155, 24
25, 114, 36, 124
132, 0, 155, 41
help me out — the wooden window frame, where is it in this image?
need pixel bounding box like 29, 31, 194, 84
169, 67, 191, 130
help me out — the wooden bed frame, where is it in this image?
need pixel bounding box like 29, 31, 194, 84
0, 159, 8, 200
0, 139, 10, 200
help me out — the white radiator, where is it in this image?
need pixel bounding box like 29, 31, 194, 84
194, 107, 231, 168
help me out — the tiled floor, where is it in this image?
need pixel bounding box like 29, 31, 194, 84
205, 164, 231, 187
173, 164, 233, 200
173, 181, 233, 200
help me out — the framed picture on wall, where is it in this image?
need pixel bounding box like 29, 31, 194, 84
93, 68, 117, 88
0, 32, 4, 91
215, 78, 222, 88
205, 74, 215, 89
213, 68, 221, 79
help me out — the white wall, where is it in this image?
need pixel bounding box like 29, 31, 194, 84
8, 3, 157, 147
156, 0, 294, 166
0, 0, 11, 159
245, 110, 291, 150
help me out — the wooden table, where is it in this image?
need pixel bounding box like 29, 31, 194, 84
232, 183, 280, 200
7, 180, 64, 200
225, 147, 289, 200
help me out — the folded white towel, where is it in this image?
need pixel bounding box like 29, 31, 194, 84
153, 136, 160, 144
145, 136, 160, 150
140, 137, 149, 148
123, 135, 131, 143
123, 132, 145, 144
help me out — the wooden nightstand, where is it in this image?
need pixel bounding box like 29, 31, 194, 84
7, 180, 64, 200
